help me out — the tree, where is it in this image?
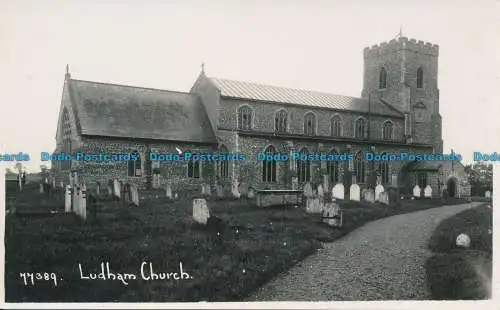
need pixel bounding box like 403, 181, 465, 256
14, 163, 24, 174
465, 162, 493, 196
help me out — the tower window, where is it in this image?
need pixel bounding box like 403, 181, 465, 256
417, 67, 423, 89
379, 67, 388, 89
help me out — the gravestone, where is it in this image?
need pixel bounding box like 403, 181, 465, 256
303, 182, 313, 198
391, 174, 398, 187
80, 184, 87, 220
216, 183, 224, 198
174, 192, 178, 199
165, 183, 172, 199
363, 188, 375, 203
130, 185, 139, 207
375, 184, 384, 202
239, 182, 248, 197
247, 187, 255, 199
322, 202, 342, 227
331, 183, 344, 200
349, 184, 360, 201
113, 179, 121, 199
317, 185, 324, 199
456, 233, 471, 248
291, 177, 298, 190
193, 198, 210, 225
73, 172, 78, 185
424, 185, 432, 198
39, 183, 44, 194
232, 179, 240, 198
387, 187, 399, 205
413, 185, 421, 198
65, 185, 72, 213
379, 191, 389, 205
306, 197, 321, 214
485, 191, 491, 199
60, 181, 64, 188
73, 186, 80, 216
69, 172, 74, 187
107, 182, 113, 197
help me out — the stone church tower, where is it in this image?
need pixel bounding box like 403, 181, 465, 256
361, 36, 443, 153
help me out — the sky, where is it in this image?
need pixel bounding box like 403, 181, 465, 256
1, 0, 499, 173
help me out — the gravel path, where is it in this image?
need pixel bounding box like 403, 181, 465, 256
248, 202, 483, 301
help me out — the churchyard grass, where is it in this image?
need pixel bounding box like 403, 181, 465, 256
425, 203, 492, 299
5, 184, 473, 302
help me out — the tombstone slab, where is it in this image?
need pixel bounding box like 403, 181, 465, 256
193, 198, 210, 225
375, 184, 384, 202
322, 202, 342, 227
130, 185, 139, 207
413, 185, 421, 198
424, 185, 432, 198
363, 188, 375, 203
113, 179, 121, 199
65, 185, 72, 213
379, 191, 389, 205
332, 183, 344, 200
350, 184, 360, 201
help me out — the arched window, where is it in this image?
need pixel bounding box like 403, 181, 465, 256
238, 105, 253, 130
296, 147, 311, 182
275, 109, 288, 133
61, 108, 72, 170
217, 145, 229, 179
262, 145, 277, 182
416, 67, 423, 89
382, 121, 393, 140
378, 154, 390, 184
355, 117, 367, 139
187, 156, 201, 178
354, 151, 365, 183
128, 151, 142, 177
379, 66, 388, 89
327, 149, 341, 184
303, 112, 316, 136
331, 115, 342, 137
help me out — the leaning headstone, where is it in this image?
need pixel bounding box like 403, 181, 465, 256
485, 191, 491, 199
165, 183, 173, 199
65, 185, 72, 213
303, 182, 313, 198
350, 184, 360, 201
379, 191, 389, 205
113, 179, 121, 199
130, 185, 139, 207
193, 198, 210, 225
363, 188, 375, 203
232, 179, 240, 198
332, 183, 344, 200
322, 202, 342, 227
413, 185, 421, 198
424, 185, 432, 198
247, 187, 255, 199
375, 184, 384, 202
456, 233, 471, 248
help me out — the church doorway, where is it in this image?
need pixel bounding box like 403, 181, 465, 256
447, 178, 457, 198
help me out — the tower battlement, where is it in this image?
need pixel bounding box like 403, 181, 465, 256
363, 36, 439, 58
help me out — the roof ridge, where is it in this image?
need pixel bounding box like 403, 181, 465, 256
208, 76, 365, 100
70, 78, 195, 96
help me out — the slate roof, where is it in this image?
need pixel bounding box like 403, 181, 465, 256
208, 77, 403, 117
67, 79, 217, 144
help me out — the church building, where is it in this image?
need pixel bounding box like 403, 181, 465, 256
52, 36, 470, 198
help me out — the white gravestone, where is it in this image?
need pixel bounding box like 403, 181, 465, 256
247, 187, 255, 199
239, 182, 248, 196
456, 233, 471, 248
379, 191, 389, 205
165, 183, 172, 199
485, 191, 491, 199
65, 186, 72, 213
113, 179, 121, 199
350, 184, 360, 201
60, 181, 64, 188
193, 198, 210, 225
174, 192, 178, 199
130, 185, 139, 207
80, 184, 87, 220
331, 183, 345, 200
424, 185, 432, 198
363, 189, 375, 203
303, 182, 313, 198
291, 177, 299, 190
317, 185, 324, 199
232, 179, 240, 198
413, 185, 421, 198
322, 203, 342, 227
375, 184, 384, 202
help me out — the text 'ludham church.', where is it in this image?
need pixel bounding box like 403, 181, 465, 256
53, 36, 470, 198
